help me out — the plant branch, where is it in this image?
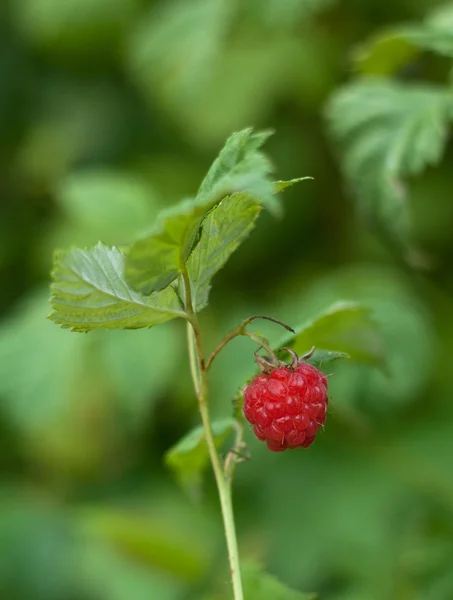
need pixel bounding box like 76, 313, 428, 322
206, 315, 294, 370
180, 263, 244, 600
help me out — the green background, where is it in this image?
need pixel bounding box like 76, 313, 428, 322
1, 0, 453, 598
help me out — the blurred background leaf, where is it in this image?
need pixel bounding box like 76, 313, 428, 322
12, 0, 143, 56
55, 169, 159, 244
205, 560, 317, 599
353, 3, 453, 75
326, 80, 453, 251
276, 302, 385, 367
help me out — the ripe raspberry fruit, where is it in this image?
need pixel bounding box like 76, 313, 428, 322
243, 351, 328, 452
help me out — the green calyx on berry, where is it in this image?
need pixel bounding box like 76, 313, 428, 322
254, 345, 316, 374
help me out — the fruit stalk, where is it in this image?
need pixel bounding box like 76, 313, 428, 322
206, 315, 294, 370
181, 264, 244, 600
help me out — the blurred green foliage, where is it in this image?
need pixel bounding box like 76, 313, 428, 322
2, 0, 453, 599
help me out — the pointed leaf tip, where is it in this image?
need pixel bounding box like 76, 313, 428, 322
126, 128, 279, 295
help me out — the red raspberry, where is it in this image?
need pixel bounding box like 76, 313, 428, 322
243, 359, 328, 452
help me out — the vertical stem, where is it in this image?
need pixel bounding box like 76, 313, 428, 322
224, 420, 245, 486
186, 321, 200, 397
181, 267, 244, 600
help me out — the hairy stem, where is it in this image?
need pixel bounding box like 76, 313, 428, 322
181, 265, 244, 600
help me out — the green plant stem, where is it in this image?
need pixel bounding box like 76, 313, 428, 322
187, 319, 200, 397
224, 419, 246, 485
205, 324, 245, 370
181, 265, 244, 600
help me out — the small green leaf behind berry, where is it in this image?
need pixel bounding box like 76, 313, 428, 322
165, 418, 236, 500
275, 301, 385, 368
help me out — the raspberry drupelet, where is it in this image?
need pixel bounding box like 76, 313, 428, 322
243, 350, 328, 452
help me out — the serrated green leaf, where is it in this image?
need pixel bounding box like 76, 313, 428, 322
125, 128, 278, 295
197, 128, 275, 210
50, 242, 185, 331
188, 177, 311, 312
242, 561, 316, 600
123, 197, 204, 293
276, 302, 385, 366
188, 193, 262, 311
326, 80, 453, 245
165, 418, 235, 498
